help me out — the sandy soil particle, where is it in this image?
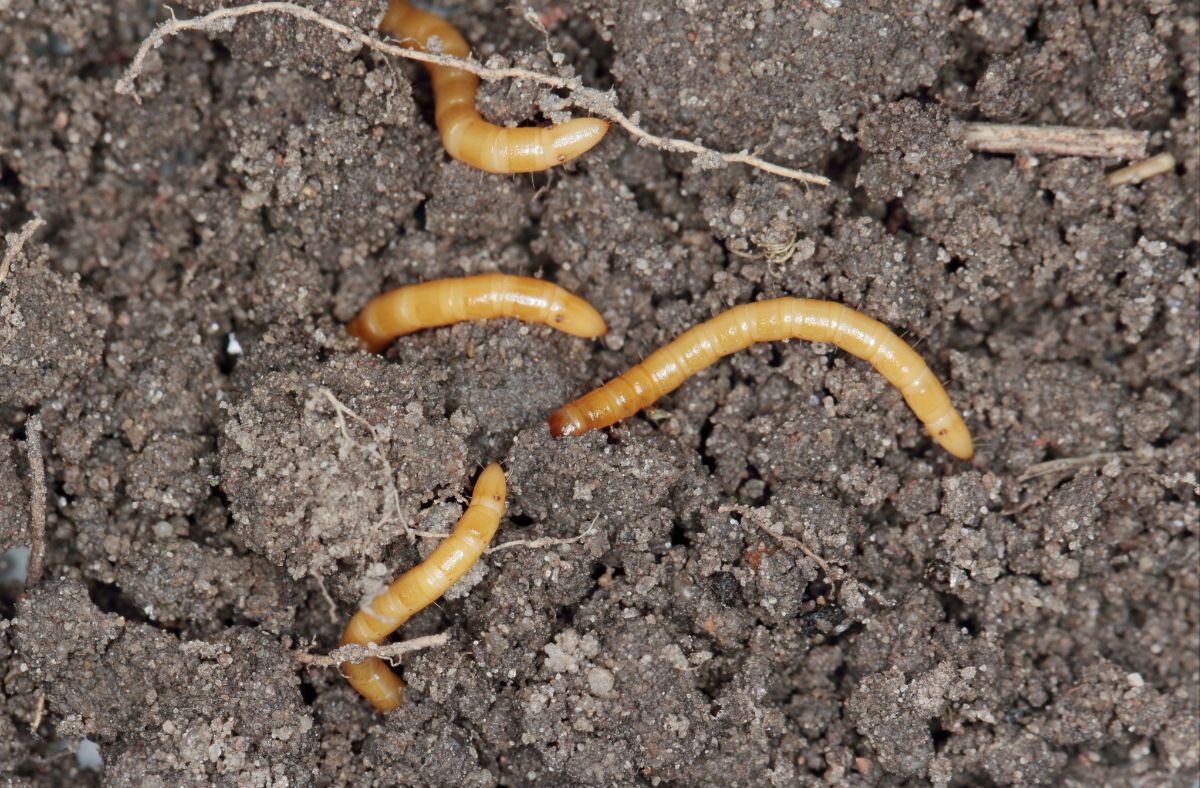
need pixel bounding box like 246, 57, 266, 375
219, 352, 467, 580
0, 436, 30, 553
856, 99, 973, 202
586, 0, 953, 167
0, 241, 109, 409
1, 0, 1197, 785
14, 579, 318, 786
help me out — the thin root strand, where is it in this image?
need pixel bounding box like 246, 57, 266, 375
24, 415, 47, 587
292, 632, 451, 668
115, 1, 829, 185
0, 217, 46, 287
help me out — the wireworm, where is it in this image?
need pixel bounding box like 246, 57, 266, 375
380, 0, 609, 173
340, 462, 507, 712
549, 299, 974, 459
347, 273, 607, 352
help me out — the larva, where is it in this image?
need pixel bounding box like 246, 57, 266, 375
380, 0, 610, 173
549, 299, 975, 460
347, 273, 607, 353
340, 462, 507, 712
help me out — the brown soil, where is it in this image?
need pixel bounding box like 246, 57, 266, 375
1, 0, 1197, 785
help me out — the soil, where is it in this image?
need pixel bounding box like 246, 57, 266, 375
1, 0, 1198, 785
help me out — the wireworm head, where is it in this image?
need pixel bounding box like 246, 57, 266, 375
548, 292, 608, 338
346, 312, 390, 353
546, 118, 610, 167
473, 462, 507, 514
547, 405, 587, 438
925, 410, 974, 461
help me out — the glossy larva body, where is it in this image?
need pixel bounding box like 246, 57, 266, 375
339, 463, 507, 712
381, 1, 609, 173
347, 273, 607, 353
549, 299, 974, 460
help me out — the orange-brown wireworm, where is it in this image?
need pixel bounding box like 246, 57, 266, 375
339, 463, 506, 711
549, 299, 974, 460
347, 273, 607, 353
380, 0, 608, 173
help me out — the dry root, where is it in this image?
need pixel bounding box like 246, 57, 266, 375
292, 632, 451, 668
116, 2, 829, 186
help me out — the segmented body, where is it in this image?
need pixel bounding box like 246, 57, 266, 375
548, 299, 974, 460
380, 0, 609, 173
347, 273, 607, 352
340, 463, 507, 712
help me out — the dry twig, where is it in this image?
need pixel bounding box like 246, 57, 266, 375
718, 502, 834, 576
292, 631, 450, 667
753, 521, 835, 577
29, 691, 46, 733
0, 217, 46, 287
115, 2, 829, 186
719, 502, 896, 608
1018, 451, 1134, 483
1106, 152, 1177, 186
962, 122, 1148, 159
24, 415, 47, 586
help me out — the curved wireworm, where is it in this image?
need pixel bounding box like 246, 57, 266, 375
380, 0, 609, 173
340, 462, 506, 712
548, 299, 974, 459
